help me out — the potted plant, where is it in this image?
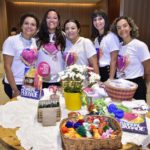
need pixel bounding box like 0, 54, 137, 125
58, 64, 100, 110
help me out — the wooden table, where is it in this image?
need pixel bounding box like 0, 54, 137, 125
0, 99, 150, 150
0, 127, 24, 150
0, 126, 143, 150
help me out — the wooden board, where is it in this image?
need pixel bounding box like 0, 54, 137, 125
0, 126, 143, 150
0, 127, 24, 150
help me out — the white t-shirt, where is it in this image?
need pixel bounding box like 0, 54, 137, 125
94, 32, 120, 67
36, 34, 64, 83
64, 37, 96, 66
117, 39, 150, 79
2, 33, 37, 84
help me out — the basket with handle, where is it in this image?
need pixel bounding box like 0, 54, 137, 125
104, 79, 138, 101
60, 115, 122, 150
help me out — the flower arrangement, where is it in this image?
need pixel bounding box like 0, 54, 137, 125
58, 64, 100, 93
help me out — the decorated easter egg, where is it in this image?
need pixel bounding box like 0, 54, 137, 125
21, 48, 37, 65
37, 62, 50, 78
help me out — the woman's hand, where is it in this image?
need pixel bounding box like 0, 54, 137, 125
3, 54, 20, 98
12, 89, 20, 98
110, 51, 118, 79
88, 54, 99, 74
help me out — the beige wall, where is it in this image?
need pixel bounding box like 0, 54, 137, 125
6, 0, 109, 39
96, 0, 108, 12
6, 2, 99, 39
0, 0, 8, 53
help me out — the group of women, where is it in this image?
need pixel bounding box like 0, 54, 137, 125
2, 9, 150, 101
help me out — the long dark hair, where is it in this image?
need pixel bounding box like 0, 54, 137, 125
91, 9, 110, 40
36, 9, 65, 50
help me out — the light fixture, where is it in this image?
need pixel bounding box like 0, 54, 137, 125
13, 2, 96, 7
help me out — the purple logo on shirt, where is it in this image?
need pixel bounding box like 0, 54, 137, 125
21, 48, 37, 66
63, 52, 78, 66
43, 43, 58, 55
117, 55, 129, 72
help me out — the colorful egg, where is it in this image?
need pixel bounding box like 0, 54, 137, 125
37, 62, 50, 78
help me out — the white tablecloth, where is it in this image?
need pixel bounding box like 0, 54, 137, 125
0, 89, 150, 150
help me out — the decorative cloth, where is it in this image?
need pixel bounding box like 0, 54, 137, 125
0, 89, 150, 149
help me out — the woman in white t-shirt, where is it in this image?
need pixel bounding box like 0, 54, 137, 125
63, 19, 99, 74
2, 13, 39, 98
91, 9, 120, 82
36, 9, 65, 88
111, 16, 150, 100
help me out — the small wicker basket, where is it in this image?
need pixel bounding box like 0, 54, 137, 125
104, 79, 138, 101
60, 116, 122, 150
38, 107, 61, 122
37, 100, 61, 124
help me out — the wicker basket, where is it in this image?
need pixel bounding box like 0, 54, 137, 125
38, 107, 61, 122
104, 79, 138, 101
60, 116, 122, 150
